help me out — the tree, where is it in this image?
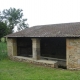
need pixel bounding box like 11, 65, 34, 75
0, 7, 28, 33
0, 22, 8, 39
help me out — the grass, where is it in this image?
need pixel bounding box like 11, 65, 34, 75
0, 59, 80, 80
0, 42, 80, 80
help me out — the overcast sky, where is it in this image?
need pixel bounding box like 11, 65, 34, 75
0, 0, 80, 27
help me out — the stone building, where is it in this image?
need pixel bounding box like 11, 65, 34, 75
6, 22, 80, 70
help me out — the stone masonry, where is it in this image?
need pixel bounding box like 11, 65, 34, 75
66, 38, 80, 70
7, 38, 17, 57
32, 38, 40, 60
12, 56, 58, 68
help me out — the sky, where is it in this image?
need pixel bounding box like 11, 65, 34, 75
0, 0, 80, 27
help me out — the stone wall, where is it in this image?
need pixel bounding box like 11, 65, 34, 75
7, 38, 17, 57
66, 38, 80, 70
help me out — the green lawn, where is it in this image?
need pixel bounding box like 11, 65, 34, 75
0, 42, 80, 80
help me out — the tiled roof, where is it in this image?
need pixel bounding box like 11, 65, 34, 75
6, 22, 80, 37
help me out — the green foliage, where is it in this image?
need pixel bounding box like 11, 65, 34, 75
1, 38, 6, 42
0, 22, 8, 38
0, 7, 28, 33
0, 42, 7, 60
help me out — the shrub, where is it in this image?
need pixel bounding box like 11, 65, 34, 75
0, 42, 7, 60
1, 37, 6, 42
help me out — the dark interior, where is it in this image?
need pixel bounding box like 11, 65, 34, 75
17, 37, 66, 59
17, 38, 32, 57
41, 37, 66, 59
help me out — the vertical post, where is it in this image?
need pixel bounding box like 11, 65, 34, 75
66, 39, 69, 69
32, 38, 40, 60
7, 38, 17, 57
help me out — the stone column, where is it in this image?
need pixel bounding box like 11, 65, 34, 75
32, 38, 40, 60
7, 38, 17, 57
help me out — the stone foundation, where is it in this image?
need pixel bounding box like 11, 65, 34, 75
11, 56, 58, 68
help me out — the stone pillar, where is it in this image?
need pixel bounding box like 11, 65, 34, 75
66, 38, 80, 70
32, 38, 40, 60
7, 38, 17, 57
